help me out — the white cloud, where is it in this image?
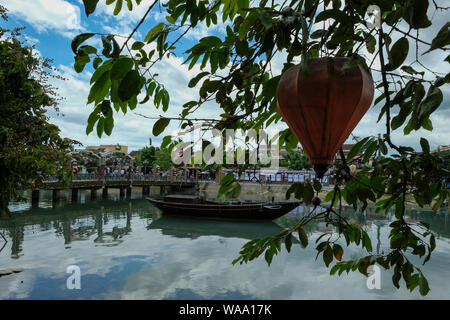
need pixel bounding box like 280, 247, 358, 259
44, 37, 223, 152
3, 0, 84, 37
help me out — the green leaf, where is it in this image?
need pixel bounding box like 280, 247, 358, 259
363, 140, 378, 163
258, 11, 272, 29
152, 118, 170, 136
313, 179, 322, 193
419, 273, 430, 296
82, 0, 99, 17
430, 234, 436, 252
425, 22, 450, 53
90, 60, 113, 84
188, 72, 209, 88
365, 33, 376, 54
406, 0, 432, 29
74, 54, 90, 73
303, 183, 314, 205
93, 57, 102, 69
144, 22, 165, 42
298, 227, 308, 248
86, 111, 99, 135
88, 71, 111, 104
101, 36, 113, 58
221, 172, 235, 186
323, 244, 333, 267
131, 41, 145, 50
128, 95, 137, 110
285, 233, 292, 252
160, 135, 172, 149
401, 65, 422, 75
265, 248, 274, 265
392, 268, 401, 288
110, 57, 134, 80
71, 33, 95, 54
118, 70, 141, 101
418, 86, 443, 119
199, 36, 222, 47
330, 264, 340, 275
125, 0, 132, 11
262, 76, 281, 98
379, 139, 388, 155
113, 0, 123, 15
420, 137, 430, 153
315, 9, 348, 24
347, 137, 371, 160
100, 99, 112, 117
96, 117, 104, 138
104, 116, 114, 136
147, 81, 157, 96
361, 230, 373, 252
161, 89, 170, 112
386, 37, 409, 71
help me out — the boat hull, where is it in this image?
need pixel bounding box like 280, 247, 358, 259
146, 198, 301, 221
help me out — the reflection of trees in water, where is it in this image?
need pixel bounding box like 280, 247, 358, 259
2, 198, 448, 259
406, 209, 450, 239
0, 199, 153, 256
94, 208, 132, 244
275, 204, 450, 253
8, 225, 24, 259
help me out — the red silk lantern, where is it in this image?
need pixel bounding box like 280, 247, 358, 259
277, 57, 374, 178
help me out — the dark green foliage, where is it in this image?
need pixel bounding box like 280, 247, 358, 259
282, 150, 312, 170
0, 18, 75, 216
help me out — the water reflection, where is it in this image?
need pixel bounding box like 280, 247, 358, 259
148, 216, 286, 240
0, 191, 449, 299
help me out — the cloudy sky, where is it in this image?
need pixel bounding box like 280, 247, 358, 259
1, 0, 448, 153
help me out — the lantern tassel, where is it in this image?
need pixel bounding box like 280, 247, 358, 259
313, 164, 329, 180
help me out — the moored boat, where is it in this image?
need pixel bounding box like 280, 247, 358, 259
146, 195, 301, 221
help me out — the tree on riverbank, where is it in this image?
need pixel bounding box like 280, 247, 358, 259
73, 0, 449, 295
0, 6, 75, 216
153, 147, 173, 171
283, 150, 312, 170
134, 145, 158, 168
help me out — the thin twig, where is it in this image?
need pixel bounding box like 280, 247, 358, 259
134, 112, 220, 122
119, 0, 159, 54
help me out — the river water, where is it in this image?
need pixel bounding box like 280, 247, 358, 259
0, 189, 449, 299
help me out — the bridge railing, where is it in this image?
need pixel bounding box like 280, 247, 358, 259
44, 172, 328, 184
73, 173, 100, 181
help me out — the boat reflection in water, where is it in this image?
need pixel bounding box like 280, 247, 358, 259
147, 215, 288, 241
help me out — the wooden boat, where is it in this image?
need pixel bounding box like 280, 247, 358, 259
146, 195, 301, 221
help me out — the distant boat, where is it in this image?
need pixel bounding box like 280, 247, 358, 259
146, 195, 301, 221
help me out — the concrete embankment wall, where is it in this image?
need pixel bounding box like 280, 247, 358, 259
198, 182, 295, 202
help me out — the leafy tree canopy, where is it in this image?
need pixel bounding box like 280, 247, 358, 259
73, 0, 450, 295
0, 7, 76, 216
283, 149, 312, 170
134, 145, 158, 167
154, 147, 173, 171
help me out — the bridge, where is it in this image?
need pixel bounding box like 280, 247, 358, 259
29, 173, 206, 205
28, 170, 332, 206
